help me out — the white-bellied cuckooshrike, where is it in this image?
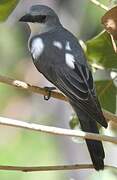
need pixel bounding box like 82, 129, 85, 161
19, 5, 108, 170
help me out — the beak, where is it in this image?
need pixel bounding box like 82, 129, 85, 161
19, 14, 47, 23
19, 14, 31, 22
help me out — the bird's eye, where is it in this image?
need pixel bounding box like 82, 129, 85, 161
38, 15, 47, 23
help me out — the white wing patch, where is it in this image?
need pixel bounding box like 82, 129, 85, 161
31, 38, 44, 59
65, 53, 75, 69
53, 41, 63, 49
65, 41, 71, 51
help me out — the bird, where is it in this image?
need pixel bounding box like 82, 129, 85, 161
19, 5, 108, 170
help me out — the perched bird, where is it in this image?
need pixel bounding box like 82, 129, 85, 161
19, 5, 108, 170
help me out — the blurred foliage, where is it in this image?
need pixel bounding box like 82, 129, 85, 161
86, 31, 117, 68
0, 0, 19, 21
69, 113, 79, 129
80, 0, 106, 39
96, 80, 116, 113
0, 25, 28, 111
0, 130, 65, 180
85, 29, 117, 115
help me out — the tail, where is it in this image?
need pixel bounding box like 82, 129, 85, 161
71, 103, 105, 170
80, 116, 105, 170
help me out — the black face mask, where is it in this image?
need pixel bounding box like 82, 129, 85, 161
19, 14, 47, 23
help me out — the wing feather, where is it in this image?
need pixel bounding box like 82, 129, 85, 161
55, 63, 107, 127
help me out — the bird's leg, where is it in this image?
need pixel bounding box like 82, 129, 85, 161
44, 86, 56, 100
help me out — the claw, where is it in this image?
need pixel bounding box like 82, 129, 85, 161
44, 87, 56, 100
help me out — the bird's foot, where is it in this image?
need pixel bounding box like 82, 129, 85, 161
44, 86, 56, 100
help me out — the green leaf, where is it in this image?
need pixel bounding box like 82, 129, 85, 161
86, 31, 117, 68
96, 80, 116, 113
0, 0, 19, 21
69, 114, 79, 129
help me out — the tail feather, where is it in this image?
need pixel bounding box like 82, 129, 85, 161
80, 116, 105, 170
86, 140, 104, 170
71, 102, 105, 170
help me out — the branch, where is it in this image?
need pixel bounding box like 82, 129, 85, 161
0, 74, 67, 101
103, 109, 117, 124
0, 116, 117, 144
89, 0, 108, 11
0, 164, 115, 172
110, 34, 117, 53
0, 74, 116, 123
91, 63, 104, 70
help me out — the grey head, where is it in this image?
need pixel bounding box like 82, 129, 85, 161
19, 5, 62, 35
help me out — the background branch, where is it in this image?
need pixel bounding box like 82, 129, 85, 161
0, 74, 116, 123
103, 109, 117, 124
89, 0, 108, 10
0, 164, 115, 172
0, 116, 117, 144
0, 74, 67, 101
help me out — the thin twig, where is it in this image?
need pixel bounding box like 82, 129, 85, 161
0, 74, 116, 123
89, 0, 108, 11
103, 109, 117, 124
110, 34, 117, 53
0, 116, 117, 144
91, 63, 104, 70
0, 75, 67, 101
0, 164, 115, 172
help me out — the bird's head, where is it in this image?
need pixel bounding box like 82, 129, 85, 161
19, 5, 61, 35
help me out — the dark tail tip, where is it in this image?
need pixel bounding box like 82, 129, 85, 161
94, 158, 104, 171
86, 140, 105, 171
